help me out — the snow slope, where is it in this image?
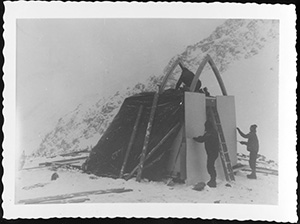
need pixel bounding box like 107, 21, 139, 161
16, 153, 278, 204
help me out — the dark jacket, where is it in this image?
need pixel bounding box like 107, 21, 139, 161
237, 129, 259, 153
193, 121, 220, 156
176, 63, 202, 91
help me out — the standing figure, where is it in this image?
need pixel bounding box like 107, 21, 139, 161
237, 125, 259, 179
193, 120, 220, 188
176, 62, 202, 92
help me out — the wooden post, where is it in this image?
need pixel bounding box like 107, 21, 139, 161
159, 57, 181, 94
136, 89, 160, 182
167, 126, 185, 180
119, 105, 144, 178
126, 122, 181, 181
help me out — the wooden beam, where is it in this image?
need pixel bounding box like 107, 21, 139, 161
190, 54, 227, 95
241, 168, 278, 176
190, 55, 209, 92
58, 149, 90, 157
167, 126, 185, 180
136, 90, 160, 182
38, 156, 88, 166
125, 122, 181, 180
119, 105, 144, 178
18, 188, 133, 204
159, 57, 181, 94
143, 152, 165, 169
207, 54, 228, 96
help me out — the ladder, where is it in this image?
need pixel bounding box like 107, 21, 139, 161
209, 106, 235, 181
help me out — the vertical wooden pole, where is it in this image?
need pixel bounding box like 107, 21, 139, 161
119, 105, 144, 178
179, 124, 187, 180
169, 126, 185, 178
136, 89, 160, 182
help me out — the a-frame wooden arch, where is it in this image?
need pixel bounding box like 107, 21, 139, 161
158, 55, 235, 183
159, 54, 227, 95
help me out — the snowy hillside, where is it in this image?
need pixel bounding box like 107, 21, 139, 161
32, 75, 163, 157
164, 19, 278, 84
30, 19, 279, 160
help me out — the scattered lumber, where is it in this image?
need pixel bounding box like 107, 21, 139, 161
37, 197, 91, 204
66, 198, 90, 203
39, 156, 88, 167
59, 149, 90, 157
22, 183, 49, 190
255, 166, 278, 174
18, 188, 133, 204
232, 164, 248, 174
243, 167, 278, 176
22, 165, 50, 171
232, 164, 278, 176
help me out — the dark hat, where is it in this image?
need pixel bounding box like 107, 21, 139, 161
250, 124, 257, 129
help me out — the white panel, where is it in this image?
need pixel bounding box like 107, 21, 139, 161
216, 96, 238, 166
184, 92, 209, 185
166, 127, 183, 176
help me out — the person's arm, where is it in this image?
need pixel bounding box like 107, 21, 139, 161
193, 131, 211, 143
236, 127, 249, 139
239, 141, 248, 145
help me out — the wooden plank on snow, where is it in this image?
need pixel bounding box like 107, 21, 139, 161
39, 156, 88, 166
18, 188, 133, 204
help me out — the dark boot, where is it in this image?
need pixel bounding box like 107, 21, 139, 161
247, 172, 257, 179
207, 178, 217, 188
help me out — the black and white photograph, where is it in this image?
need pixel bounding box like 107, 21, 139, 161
2, 2, 297, 222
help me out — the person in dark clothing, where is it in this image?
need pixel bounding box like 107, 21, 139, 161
201, 87, 211, 96
193, 120, 220, 188
176, 62, 202, 92
237, 124, 259, 179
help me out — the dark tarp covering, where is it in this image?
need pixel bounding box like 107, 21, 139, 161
85, 89, 184, 180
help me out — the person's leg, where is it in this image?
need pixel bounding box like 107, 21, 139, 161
206, 157, 215, 179
206, 153, 218, 187
248, 151, 257, 179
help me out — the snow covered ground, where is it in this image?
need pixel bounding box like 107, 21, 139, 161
16, 154, 278, 205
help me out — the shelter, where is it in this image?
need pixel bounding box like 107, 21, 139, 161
84, 54, 237, 185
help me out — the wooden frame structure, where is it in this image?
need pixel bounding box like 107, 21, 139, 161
158, 54, 234, 182
124, 54, 232, 182
159, 54, 228, 96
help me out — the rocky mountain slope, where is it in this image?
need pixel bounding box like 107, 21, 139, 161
32, 19, 279, 158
